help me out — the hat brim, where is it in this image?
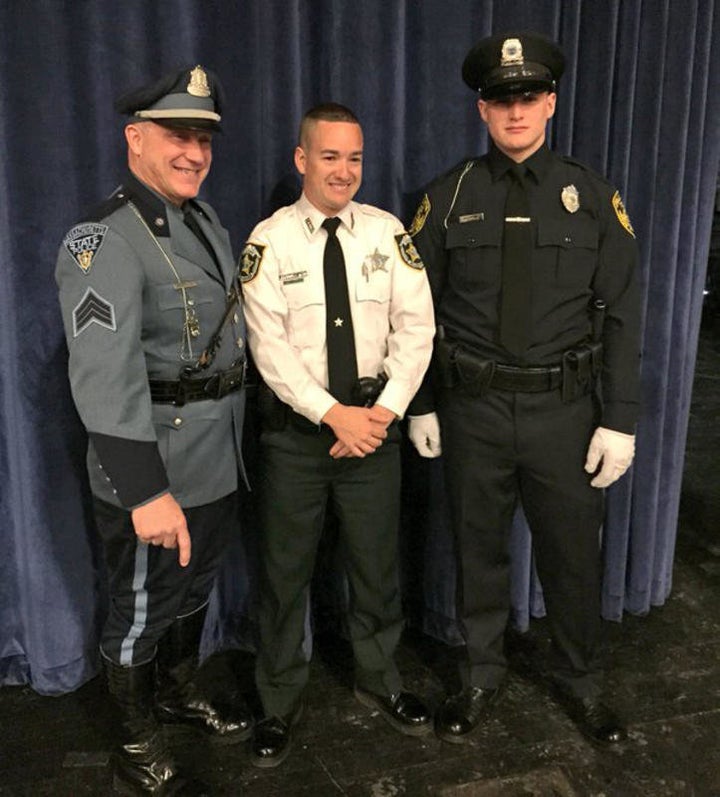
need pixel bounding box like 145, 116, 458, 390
481, 79, 555, 101
152, 117, 222, 133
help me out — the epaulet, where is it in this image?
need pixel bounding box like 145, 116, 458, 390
78, 188, 129, 224
425, 156, 482, 192
557, 155, 614, 190
355, 203, 395, 222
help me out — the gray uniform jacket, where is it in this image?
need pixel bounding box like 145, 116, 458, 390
56, 173, 246, 509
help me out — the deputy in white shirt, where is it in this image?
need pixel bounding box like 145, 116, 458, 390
241, 102, 435, 768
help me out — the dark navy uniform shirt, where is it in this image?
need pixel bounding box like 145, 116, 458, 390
410, 144, 641, 432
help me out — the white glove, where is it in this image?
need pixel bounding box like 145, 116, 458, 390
408, 413, 442, 458
584, 426, 636, 488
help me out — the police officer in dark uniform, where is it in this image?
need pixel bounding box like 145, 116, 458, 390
407, 33, 641, 745
56, 66, 250, 795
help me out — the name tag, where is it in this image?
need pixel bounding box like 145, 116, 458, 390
280, 270, 308, 285
459, 213, 484, 223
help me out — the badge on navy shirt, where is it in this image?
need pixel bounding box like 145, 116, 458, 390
239, 243, 265, 283
561, 185, 580, 214
63, 223, 109, 273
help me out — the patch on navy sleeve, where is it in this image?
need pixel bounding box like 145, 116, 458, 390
63, 223, 109, 273
239, 243, 265, 283
611, 191, 635, 238
394, 233, 425, 270
72, 288, 117, 337
408, 194, 430, 237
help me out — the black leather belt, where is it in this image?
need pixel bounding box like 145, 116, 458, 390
288, 411, 330, 434
149, 365, 244, 405
491, 363, 563, 392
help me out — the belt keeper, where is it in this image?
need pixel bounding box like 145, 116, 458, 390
174, 380, 189, 407
561, 350, 579, 403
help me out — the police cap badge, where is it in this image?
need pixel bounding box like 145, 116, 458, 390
115, 65, 224, 132
462, 31, 565, 100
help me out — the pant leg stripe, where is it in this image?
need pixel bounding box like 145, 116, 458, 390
119, 541, 150, 665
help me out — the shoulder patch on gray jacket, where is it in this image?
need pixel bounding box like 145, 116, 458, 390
63, 223, 109, 273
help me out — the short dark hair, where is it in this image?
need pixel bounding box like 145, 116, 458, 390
298, 103, 360, 148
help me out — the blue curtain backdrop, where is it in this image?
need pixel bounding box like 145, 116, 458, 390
1, 0, 718, 695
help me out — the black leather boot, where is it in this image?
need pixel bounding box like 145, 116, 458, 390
105, 659, 211, 795
155, 607, 252, 744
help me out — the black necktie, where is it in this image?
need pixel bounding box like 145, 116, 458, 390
499, 165, 533, 357
322, 217, 358, 404
183, 207, 220, 272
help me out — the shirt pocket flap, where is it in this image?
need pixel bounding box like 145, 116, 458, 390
284, 279, 325, 311
156, 282, 215, 311
538, 218, 598, 250
446, 220, 501, 249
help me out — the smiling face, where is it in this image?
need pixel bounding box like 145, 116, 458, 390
125, 121, 212, 206
294, 119, 363, 216
478, 91, 556, 163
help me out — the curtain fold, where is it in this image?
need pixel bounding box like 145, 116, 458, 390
1, 0, 718, 694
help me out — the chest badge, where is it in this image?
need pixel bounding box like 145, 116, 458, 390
362, 248, 389, 282
561, 185, 580, 214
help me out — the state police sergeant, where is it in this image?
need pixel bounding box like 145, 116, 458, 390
241, 103, 435, 768
407, 33, 641, 744
56, 66, 250, 795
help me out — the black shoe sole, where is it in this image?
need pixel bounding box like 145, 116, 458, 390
354, 688, 432, 737
251, 742, 292, 769
434, 726, 477, 745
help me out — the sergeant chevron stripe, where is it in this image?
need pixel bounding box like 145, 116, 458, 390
72, 287, 117, 337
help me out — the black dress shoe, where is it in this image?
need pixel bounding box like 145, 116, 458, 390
557, 694, 627, 744
251, 705, 303, 769
434, 686, 499, 744
354, 687, 432, 736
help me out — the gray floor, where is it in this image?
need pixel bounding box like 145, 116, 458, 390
1, 315, 719, 797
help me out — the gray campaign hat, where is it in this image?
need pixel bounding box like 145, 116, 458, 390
462, 32, 565, 100
114, 65, 223, 131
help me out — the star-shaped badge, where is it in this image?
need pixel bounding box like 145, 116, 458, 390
334, 317, 344, 327
362, 248, 390, 282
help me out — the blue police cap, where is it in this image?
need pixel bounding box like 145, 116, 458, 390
462, 32, 565, 100
114, 65, 224, 132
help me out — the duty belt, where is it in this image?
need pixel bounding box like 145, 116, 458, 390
149, 362, 245, 406
435, 336, 601, 402
489, 363, 563, 392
